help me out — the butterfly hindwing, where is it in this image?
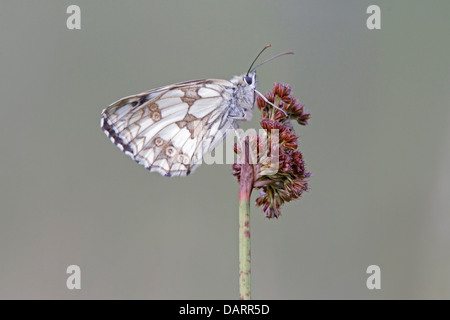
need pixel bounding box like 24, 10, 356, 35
101, 79, 236, 176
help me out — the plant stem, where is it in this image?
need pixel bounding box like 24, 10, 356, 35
239, 139, 253, 300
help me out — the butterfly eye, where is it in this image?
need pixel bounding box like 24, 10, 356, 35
244, 75, 253, 85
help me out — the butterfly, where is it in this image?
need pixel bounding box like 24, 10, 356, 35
101, 45, 292, 177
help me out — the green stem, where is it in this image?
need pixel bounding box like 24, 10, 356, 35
239, 191, 251, 300
239, 139, 253, 300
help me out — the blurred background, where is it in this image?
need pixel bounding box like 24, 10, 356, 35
0, 0, 449, 299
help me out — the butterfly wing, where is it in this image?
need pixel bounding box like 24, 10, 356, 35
101, 79, 236, 176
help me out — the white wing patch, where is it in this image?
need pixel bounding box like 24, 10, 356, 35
160, 103, 189, 117
101, 79, 236, 176
156, 97, 183, 109
198, 87, 220, 98
189, 97, 222, 118
160, 89, 184, 99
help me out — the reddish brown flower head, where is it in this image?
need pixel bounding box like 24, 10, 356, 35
257, 83, 310, 126
233, 83, 311, 219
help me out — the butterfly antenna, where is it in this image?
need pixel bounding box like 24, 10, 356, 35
255, 90, 288, 117
250, 51, 294, 74
247, 44, 272, 76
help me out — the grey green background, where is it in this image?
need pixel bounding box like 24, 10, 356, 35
1, 1, 449, 299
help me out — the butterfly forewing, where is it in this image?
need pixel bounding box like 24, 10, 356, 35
101, 79, 236, 176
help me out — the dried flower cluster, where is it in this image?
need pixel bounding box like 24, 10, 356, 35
232, 83, 311, 218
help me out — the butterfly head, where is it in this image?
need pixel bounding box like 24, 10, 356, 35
231, 71, 258, 89
244, 72, 257, 87
228, 72, 259, 121
231, 46, 294, 120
